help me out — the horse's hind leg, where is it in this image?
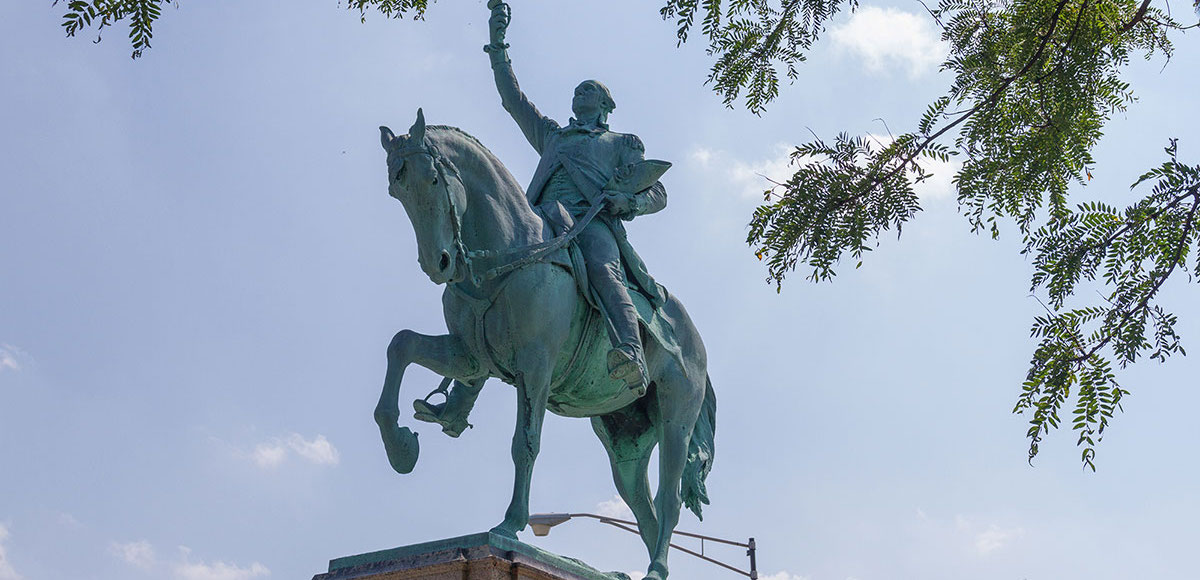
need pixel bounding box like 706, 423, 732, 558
592, 410, 659, 555
646, 368, 704, 580
374, 329, 475, 474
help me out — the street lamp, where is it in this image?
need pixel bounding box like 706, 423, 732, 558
528, 512, 758, 579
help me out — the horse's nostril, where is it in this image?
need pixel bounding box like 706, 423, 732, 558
439, 252, 451, 272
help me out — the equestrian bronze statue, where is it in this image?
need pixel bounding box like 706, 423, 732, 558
372, 3, 716, 578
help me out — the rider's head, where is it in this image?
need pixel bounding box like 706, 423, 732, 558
572, 80, 615, 126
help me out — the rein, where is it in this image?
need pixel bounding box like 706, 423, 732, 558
398, 142, 604, 286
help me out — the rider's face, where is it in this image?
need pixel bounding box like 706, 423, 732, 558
571, 82, 604, 120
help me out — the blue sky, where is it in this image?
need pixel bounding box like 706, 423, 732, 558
2, 1, 1198, 579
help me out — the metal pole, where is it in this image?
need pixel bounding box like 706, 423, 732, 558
570, 513, 752, 548
748, 537, 757, 580
598, 519, 751, 578
552, 512, 758, 577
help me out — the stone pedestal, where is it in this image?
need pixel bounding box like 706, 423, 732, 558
313, 532, 630, 580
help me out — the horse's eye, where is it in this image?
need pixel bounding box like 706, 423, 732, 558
431, 176, 439, 185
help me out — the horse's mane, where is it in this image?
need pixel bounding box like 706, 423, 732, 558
428, 125, 501, 165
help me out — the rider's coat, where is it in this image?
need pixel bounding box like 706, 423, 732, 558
491, 58, 666, 307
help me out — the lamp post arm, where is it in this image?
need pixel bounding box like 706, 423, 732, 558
593, 518, 751, 578
566, 513, 756, 579
568, 514, 751, 548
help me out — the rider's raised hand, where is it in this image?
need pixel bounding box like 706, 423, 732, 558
487, 0, 510, 48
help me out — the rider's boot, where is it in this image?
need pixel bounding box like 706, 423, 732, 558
412, 379, 484, 437
608, 342, 648, 396
603, 296, 649, 396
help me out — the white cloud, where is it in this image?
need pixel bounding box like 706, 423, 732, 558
945, 514, 1024, 556
174, 547, 270, 580
252, 433, 339, 468
690, 137, 958, 204
286, 434, 339, 466
759, 572, 811, 580
0, 524, 22, 580
689, 146, 715, 167
595, 495, 634, 520
688, 143, 805, 200
730, 144, 804, 200
912, 511, 1026, 560
974, 523, 1023, 555
111, 540, 156, 569
252, 442, 288, 469
831, 7, 947, 77
913, 154, 959, 201
0, 344, 31, 374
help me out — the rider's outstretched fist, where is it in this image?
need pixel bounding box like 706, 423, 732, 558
487, 0, 510, 49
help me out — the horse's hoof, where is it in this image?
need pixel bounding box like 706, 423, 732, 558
488, 524, 519, 540
379, 422, 419, 474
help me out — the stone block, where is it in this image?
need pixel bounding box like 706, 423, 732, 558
313, 532, 629, 580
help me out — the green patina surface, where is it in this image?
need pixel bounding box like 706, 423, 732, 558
327, 532, 628, 580
368, 2, 718, 578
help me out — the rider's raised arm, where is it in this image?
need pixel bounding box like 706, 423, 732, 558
486, 2, 558, 155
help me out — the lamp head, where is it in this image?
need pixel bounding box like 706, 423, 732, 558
528, 513, 572, 537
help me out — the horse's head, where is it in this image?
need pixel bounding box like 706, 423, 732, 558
380, 109, 469, 285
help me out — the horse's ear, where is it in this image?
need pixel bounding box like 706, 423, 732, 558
409, 108, 426, 146
380, 126, 396, 150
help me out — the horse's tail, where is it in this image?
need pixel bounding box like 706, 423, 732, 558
682, 374, 716, 520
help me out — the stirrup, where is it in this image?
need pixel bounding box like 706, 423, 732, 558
412, 378, 472, 438
607, 347, 648, 397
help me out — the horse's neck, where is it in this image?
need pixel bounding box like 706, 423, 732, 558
444, 138, 543, 251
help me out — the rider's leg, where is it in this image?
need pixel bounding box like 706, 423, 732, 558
576, 221, 647, 392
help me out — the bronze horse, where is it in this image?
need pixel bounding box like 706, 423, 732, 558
374, 110, 715, 580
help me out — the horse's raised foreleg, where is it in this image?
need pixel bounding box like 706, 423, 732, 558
374, 329, 474, 474
490, 347, 553, 539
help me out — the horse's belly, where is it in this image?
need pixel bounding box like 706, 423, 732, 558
546, 313, 636, 418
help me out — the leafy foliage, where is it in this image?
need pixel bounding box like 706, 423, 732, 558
55, 0, 1200, 467
1019, 141, 1200, 469
56, 0, 172, 58
747, 133, 949, 283
660, 0, 856, 114
740, 0, 1196, 466
57, 0, 432, 58
342, 0, 431, 22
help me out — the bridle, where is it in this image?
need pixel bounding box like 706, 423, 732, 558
393, 139, 605, 287
394, 141, 478, 285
